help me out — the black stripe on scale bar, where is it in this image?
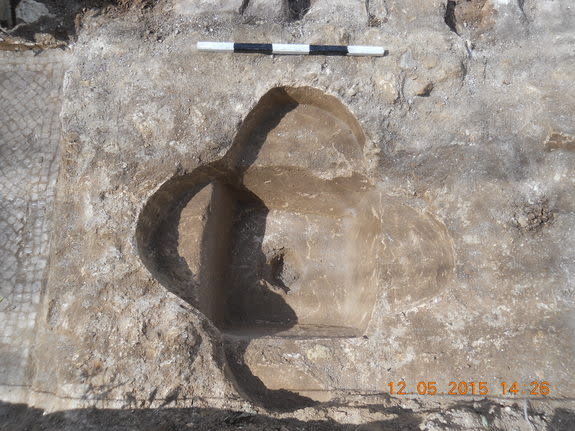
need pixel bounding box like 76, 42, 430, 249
309, 45, 348, 56
234, 43, 273, 53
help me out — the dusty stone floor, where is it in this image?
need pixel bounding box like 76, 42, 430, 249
0, 49, 64, 400
1, 0, 575, 429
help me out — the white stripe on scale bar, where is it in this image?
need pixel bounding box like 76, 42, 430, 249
272, 43, 310, 54
347, 45, 386, 56
197, 41, 386, 56
197, 41, 234, 52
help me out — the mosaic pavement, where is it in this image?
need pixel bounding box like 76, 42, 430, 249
0, 51, 64, 398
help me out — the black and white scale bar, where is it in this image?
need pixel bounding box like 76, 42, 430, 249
197, 41, 385, 56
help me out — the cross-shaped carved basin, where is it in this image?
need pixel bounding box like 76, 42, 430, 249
136, 86, 455, 339
136, 86, 455, 408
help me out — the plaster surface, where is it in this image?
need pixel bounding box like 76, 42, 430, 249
0, 0, 574, 429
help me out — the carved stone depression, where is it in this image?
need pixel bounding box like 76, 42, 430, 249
136, 86, 455, 407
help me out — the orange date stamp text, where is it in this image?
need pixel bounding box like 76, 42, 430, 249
387, 381, 551, 396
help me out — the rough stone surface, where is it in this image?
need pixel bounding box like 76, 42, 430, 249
0, 0, 575, 429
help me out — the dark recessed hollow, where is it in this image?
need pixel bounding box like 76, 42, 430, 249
135, 86, 456, 406
283, 0, 310, 21
445, 0, 458, 33
136, 86, 455, 340
136, 87, 380, 338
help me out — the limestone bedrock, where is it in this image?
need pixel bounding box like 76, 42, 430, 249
2, 0, 574, 428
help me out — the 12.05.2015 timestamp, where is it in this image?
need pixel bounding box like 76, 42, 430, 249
388, 381, 551, 396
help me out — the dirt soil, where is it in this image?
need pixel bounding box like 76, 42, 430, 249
1, 0, 574, 429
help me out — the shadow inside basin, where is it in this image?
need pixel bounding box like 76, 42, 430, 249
204, 179, 300, 334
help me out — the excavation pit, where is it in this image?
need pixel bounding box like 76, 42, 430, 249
136, 86, 455, 403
